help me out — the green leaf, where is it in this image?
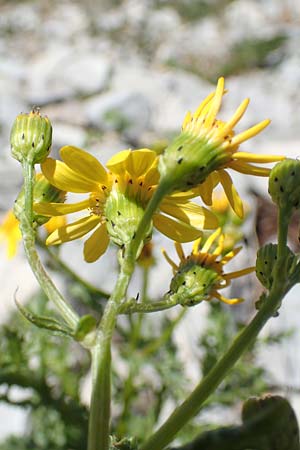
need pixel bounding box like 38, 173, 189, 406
15, 300, 74, 337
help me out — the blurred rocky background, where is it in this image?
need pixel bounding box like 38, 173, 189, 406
1, 0, 300, 444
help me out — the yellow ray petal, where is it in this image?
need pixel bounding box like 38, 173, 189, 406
230, 119, 270, 147
182, 110, 192, 129
160, 200, 218, 230
126, 149, 157, 178
42, 158, 99, 193
161, 248, 178, 270
218, 98, 250, 138
175, 242, 185, 261
44, 216, 67, 234
46, 215, 100, 245
34, 199, 90, 217
83, 223, 109, 262
198, 172, 219, 205
60, 146, 108, 185
192, 236, 202, 254
153, 214, 202, 242
213, 291, 243, 305
106, 149, 131, 175
212, 234, 224, 256
204, 77, 225, 128
218, 169, 244, 219
223, 266, 255, 280
193, 91, 215, 119
222, 246, 242, 263
167, 189, 199, 200
232, 151, 285, 163
201, 228, 221, 253
229, 161, 271, 176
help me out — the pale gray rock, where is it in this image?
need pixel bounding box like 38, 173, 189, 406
85, 90, 151, 137
26, 48, 112, 105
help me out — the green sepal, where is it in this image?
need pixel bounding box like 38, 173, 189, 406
74, 315, 97, 342
10, 109, 52, 164
15, 300, 74, 337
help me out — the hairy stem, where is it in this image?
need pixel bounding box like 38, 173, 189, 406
20, 161, 79, 329
87, 184, 167, 450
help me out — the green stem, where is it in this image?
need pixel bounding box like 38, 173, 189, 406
140, 205, 290, 450
87, 184, 167, 450
20, 161, 79, 329
119, 296, 178, 314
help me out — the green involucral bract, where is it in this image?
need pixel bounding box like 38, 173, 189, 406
169, 263, 218, 306
10, 110, 52, 164
256, 243, 297, 290
158, 132, 230, 195
104, 190, 153, 256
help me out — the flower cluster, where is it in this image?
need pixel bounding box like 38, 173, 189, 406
28, 77, 284, 279
35, 147, 217, 262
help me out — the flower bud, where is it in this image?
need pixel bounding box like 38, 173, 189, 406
268, 159, 300, 211
256, 243, 297, 289
14, 173, 66, 226
10, 109, 52, 164
104, 190, 153, 255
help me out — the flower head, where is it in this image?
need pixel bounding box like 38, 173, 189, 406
163, 228, 254, 306
35, 146, 218, 263
159, 77, 285, 217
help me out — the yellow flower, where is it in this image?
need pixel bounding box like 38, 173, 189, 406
162, 228, 254, 305
35, 146, 218, 263
159, 77, 285, 218
0, 211, 22, 259
43, 216, 67, 234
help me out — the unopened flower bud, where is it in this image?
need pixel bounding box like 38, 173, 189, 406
10, 109, 52, 164
268, 159, 300, 211
256, 243, 297, 289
